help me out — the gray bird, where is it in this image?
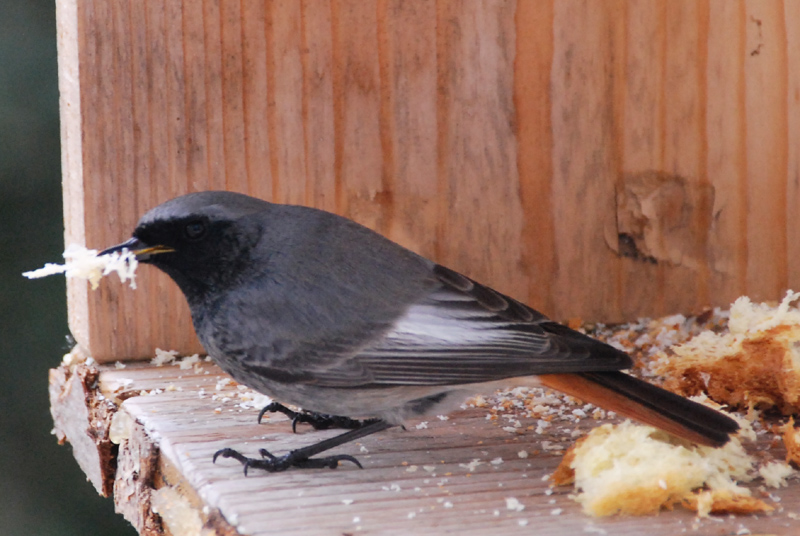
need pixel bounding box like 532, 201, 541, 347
101, 191, 738, 473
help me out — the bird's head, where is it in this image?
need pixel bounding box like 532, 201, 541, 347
101, 191, 269, 299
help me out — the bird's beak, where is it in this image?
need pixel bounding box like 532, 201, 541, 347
99, 237, 175, 260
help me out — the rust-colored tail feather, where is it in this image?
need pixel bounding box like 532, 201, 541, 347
539, 372, 739, 447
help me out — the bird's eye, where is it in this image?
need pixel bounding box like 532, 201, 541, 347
183, 220, 207, 241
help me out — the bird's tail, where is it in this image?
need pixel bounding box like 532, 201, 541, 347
538, 371, 740, 447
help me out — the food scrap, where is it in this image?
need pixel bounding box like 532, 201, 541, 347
23, 243, 138, 289
654, 291, 800, 414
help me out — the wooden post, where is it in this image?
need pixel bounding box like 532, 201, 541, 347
57, 0, 800, 362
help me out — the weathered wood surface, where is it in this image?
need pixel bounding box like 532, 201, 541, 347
50, 360, 800, 536
56, 0, 800, 362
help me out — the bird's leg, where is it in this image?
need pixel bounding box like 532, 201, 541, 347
258, 401, 376, 432
213, 420, 393, 474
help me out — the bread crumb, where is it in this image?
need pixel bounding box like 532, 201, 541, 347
152, 348, 179, 366
505, 497, 525, 512
178, 354, 201, 370
758, 461, 794, 488
556, 420, 756, 517
459, 459, 484, 472
656, 290, 800, 413
24, 244, 138, 289
781, 417, 800, 466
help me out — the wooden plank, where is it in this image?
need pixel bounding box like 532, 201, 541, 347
744, 0, 789, 301
377, 0, 438, 259
550, 0, 622, 321
618, 0, 663, 318
435, 0, 524, 300
267, 0, 307, 204
788, 0, 800, 292
706, 0, 748, 307
50, 358, 800, 535
514, 0, 556, 315
57, 0, 800, 361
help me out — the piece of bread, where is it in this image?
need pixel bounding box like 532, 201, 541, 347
552, 419, 767, 517
654, 291, 800, 414
23, 244, 138, 289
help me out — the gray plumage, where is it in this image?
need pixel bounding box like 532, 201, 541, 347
102, 191, 737, 473
130, 191, 628, 423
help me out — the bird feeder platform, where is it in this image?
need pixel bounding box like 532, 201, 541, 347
51, 0, 800, 534
49, 356, 800, 536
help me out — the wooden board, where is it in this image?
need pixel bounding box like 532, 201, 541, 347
50, 359, 800, 536
55, 0, 800, 362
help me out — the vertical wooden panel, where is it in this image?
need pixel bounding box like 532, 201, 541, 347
129, 0, 153, 349
618, 0, 663, 317
241, 0, 271, 199
58, 0, 88, 348
182, 0, 212, 192
56, 0, 800, 360
267, 0, 308, 204
787, 0, 800, 291
659, 0, 709, 313
706, 0, 748, 306
378, 0, 438, 259
436, 0, 523, 298
301, 0, 336, 212
744, 0, 789, 301
219, 0, 248, 192
515, 0, 555, 314
550, 0, 622, 320
331, 0, 384, 230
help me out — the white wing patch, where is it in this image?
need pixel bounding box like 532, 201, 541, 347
386, 303, 509, 346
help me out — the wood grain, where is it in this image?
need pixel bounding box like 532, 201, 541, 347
56, 0, 800, 361
49, 360, 800, 536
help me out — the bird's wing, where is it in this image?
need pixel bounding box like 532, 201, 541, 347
290, 265, 632, 388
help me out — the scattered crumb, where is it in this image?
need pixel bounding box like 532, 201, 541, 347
152, 348, 179, 367
459, 459, 484, 472
758, 461, 794, 488
178, 354, 202, 370
505, 497, 525, 512
781, 417, 800, 466
216, 377, 233, 390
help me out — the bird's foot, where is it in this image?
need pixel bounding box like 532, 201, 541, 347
213, 447, 362, 475
258, 402, 376, 432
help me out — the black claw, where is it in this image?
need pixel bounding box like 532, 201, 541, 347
213, 420, 392, 475
212, 446, 363, 474
213, 447, 249, 465
257, 402, 376, 432
258, 402, 297, 424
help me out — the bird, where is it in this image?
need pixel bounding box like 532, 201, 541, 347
100, 191, 739, 473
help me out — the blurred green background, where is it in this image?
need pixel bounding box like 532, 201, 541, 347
0, 2, 136, 535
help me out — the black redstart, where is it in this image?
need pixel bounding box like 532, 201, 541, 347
101, 191, 738, 473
